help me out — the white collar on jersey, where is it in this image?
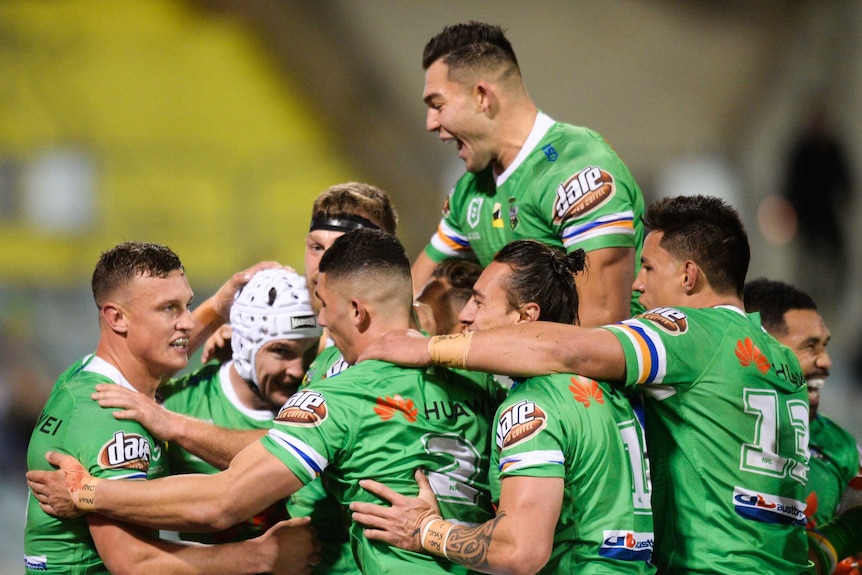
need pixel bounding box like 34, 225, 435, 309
83, 354, 137, 392
496, 112, 555, 187
714, 304, 746, 317
220, 361, 274, 420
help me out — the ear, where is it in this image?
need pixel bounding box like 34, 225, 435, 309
681, 261, 700, 293
101, 303, 129, 335
352, 299, 371, 333
474, 82, 493, 113
516, 302, 541, 324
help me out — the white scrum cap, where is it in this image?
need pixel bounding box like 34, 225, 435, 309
231, 268, 321, 390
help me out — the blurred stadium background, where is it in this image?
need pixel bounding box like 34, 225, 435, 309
2, 1, 860, 571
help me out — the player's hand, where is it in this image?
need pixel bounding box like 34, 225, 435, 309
356, 329, 432, 367
92, 384, 177, 442
350, 468, 442, 551
211, 261, 288, 320
201, 324, 233, 364
257, 517, 322, 575
27, 451, 95, 518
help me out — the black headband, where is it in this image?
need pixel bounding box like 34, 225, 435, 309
309, 214, 381, 233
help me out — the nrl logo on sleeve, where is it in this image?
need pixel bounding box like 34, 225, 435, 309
98, 431, 151, 471
553, 166, 615, 223
276, 390, 327, 426
496, 399, 547, 450
637, 307, 688, 335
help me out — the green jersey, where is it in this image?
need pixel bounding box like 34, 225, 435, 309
159, 362, 289, 544
25, 355, 169, 575
806, 414, 862, 528
425, 113, 645, 314
492, 374, 655, 574
286, 344, 359, 575
261, 360, 504, 575
605, 306, 811, 574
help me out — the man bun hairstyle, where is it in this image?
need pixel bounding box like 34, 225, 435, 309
493, 239, 585, 326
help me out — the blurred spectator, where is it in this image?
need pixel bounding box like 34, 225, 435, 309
783, 98, 854, 318
0, 325, 52, 480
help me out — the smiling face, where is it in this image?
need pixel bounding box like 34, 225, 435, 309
118, 269, 195, 381
423, 59, 496, 173
254, 337, 319, 408
772, 309, 831, 419
632, 231, 687, 311
458, 261, 524, 332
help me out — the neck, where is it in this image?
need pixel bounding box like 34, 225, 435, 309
227, 363, 271, 411
493, 101, 539, 174
95, 340, 161, 398
348, 314, 412, 364
681, 290, 743, 310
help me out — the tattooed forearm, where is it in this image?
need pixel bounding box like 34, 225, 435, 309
445, 511, 508, 568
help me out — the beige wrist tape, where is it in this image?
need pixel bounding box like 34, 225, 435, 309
427, 332, 473, 370
195, 299, 224, 327
420, 518, 453, 559
75, 476, 100, 512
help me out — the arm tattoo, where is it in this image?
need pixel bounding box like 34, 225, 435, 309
446, 511, 507, 569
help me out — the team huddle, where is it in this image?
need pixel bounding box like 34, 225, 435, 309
24, 21, 862, 575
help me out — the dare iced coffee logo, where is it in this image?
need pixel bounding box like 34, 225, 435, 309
98, 431, 151, 471
496, 400, 547, 449
553, 166, 615, 223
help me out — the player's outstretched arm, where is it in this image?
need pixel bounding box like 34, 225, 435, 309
411, 251, 440, 298
28, 441, 302, 532
359, 322, 626, 382
351, 469, 561, 575
90, 514, 320, 575
93, 383, 267, 470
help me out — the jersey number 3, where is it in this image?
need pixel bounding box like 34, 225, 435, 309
741, 388, 809, 484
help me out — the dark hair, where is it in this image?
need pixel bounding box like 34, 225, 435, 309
743, 278, 817, 336
318, 228, 411, 285
432, 257, 482, 301
432, 258, 482, 288
92, 241, 184, 308
493, 240, 585, 325
422, 21, 520, 80
644, 195, 749, 297
311, 182, 398, 235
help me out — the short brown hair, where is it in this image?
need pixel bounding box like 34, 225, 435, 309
92, 241, 183, 308
310, 182, 398, 235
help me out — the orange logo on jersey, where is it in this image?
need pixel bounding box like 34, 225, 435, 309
374, 395, 418, 422
735, 338, 771, 374
569, 375, 604, 408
